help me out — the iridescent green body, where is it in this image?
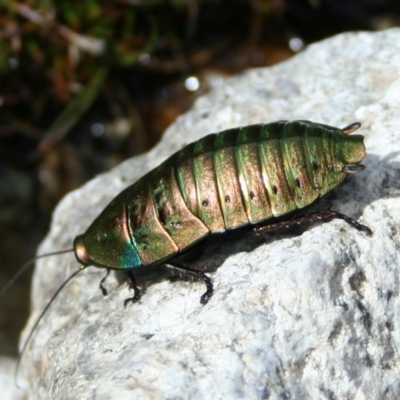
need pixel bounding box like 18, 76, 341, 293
12, 119, 369, 372
74, 120, 366, 276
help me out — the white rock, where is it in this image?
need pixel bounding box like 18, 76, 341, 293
21, 29, 400, 399
0, 356, 27, 400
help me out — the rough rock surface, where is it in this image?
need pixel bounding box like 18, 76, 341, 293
21, 29, 400, 399
0, 356, 26, 400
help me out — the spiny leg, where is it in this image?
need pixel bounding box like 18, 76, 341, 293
323, 209, 372, 235
163, 263, 213, 305
123, 270, 142, 307
255, 208, 372, 236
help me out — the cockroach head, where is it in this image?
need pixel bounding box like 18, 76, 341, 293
73, 235, 91, 266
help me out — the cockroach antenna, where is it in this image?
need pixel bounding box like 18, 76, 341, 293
0, 249, 74, 298
15, 265, 86, 388
0, 248, 79, 388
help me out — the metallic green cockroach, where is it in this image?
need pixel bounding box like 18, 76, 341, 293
73, 119, 371, 305
5, 119, 372, 379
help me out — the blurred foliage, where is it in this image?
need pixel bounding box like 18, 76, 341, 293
1, 0, 400, 162
0, 0, 284, 160
1, 0, 399, 162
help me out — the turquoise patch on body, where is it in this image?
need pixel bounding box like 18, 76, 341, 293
118, 242, 142, 269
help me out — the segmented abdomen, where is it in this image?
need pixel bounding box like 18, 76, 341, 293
126, 120, 344, 264
175, 120, 339, 228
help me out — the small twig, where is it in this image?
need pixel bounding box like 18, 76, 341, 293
14, 3, 105, 56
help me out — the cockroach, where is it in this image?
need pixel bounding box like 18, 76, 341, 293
3, 120, 372, 382
73, 119, 371, 304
